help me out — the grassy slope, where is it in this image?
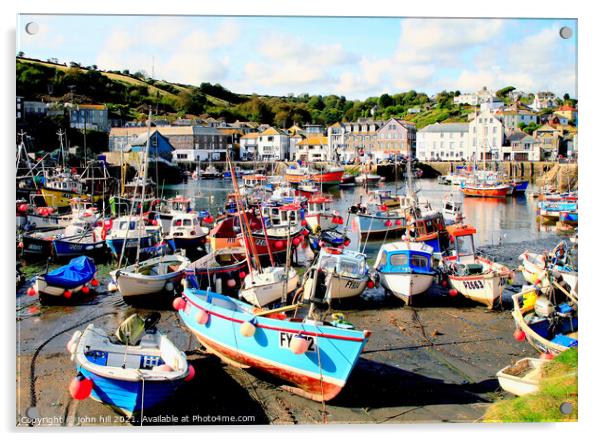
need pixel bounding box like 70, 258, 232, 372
484, 349, 578, 423
18, 58, 227, 106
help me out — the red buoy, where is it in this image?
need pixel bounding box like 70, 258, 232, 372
227, 279, 237, 288
275, 240, 285, 249
395, 219, 402, 226
63, 290, 72, 299
81, 286, 90, 294
184, 365, 196, 382
441, 280, 448, 288
27, 287, 36, 296
367, 280, 375, 289
69, 374, 93, 400
513, 329, 526, 341
172, 297, 186, 311
540, 352, 554, 360
239, 271, 247, 279
448, 288, 458, 297
292, 237, 301, 246
90, 279, 100, 287
301, 219, 308, 227
344, 239, 351, 247
302, 229, 309, 236
384, 220, 393, 227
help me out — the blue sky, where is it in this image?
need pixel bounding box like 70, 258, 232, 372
17, 15, 577, 99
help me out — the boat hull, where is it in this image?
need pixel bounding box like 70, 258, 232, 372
179, 288, 369, 401
460, 185, 510, 198
240, 269, 299, 307
355, 213, 405, 237
379, 272, 434, 303
53, 236, 106, 259
327, 274, 368, 300
41, 187, 104, 209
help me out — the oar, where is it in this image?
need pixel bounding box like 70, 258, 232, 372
253, 303, 302, 317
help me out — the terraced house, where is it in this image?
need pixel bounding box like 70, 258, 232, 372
416, 123, 469, 161
257, 127, 290, 161
295, 135, 330, 162
344, 118, 383, 162
375, 118, 416, 160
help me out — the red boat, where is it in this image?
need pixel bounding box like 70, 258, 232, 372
285, 166, 344, 186
461, 184, 510, 198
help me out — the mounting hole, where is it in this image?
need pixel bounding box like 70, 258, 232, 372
25, 22, 39, 35
559, 401, 573, 415
559, 26, 573, 39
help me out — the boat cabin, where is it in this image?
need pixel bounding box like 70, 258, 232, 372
169, 213, 205, 238
410, 212, 450, 253
446, 224, 478, 265
375, 242, 434, 274
261, 202, 301, 227
307, 195, 333, 214
243, 175, 267, 187
317, 248, 367, 279
46, 175, 84, 193
114, 217, 144, 232
166, 195, 193, 213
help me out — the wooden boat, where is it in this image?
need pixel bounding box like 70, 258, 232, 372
184, 247, 248, 295
69, 321, 190, 416
32, 256, 98, 304
374, 241, 435, 304
303, 247, 370, 301
511, 286, 578, 355
496, 358, 547, 396
460, 183, 511, 198
177, 287, 370, 401
444, 224, 513, 308
518, 248, 577, 292
111, 253, 190, 303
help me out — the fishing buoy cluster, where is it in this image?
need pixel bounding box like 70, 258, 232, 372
36, 207, 56, 217
69, 373, 93, 400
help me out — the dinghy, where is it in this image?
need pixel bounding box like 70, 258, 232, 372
374, 241, 435, 304
33, 255, 98, 304
111, 253, 190, 303
176, 287, 370, 401
511, 284, 578, 355
68, 315, 191, 416
518, 243, 577, 292
443, 224, 513, 308
184, 247, 248, 295
496, 358, 547, 396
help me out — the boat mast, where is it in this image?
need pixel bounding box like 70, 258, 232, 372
135, 109, 153, 264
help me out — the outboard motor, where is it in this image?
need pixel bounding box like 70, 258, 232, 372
534, 296, 555, 317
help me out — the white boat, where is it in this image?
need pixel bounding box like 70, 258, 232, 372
111, 253, 190, 302
240, 267, 299, 307
164, 212, 209, 254
304, 194, 340, 232
105, 216, 162, 258
496, 358, 547, 396
518, 249, 577, 292
303, 247, 370, 301
442, 193, 463, 224
355, 174, 383, 185
375, 241, 435, 304
444, 224, 513, 309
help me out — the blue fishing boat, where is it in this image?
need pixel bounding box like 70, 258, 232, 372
69, 318, 191, 416
52, 232, 106, 259
33, 255, 98, 304
355, 209, 406, 237
177, 285, 370, 401
538, 200, 578, 221
559, 211, 578, 224
105, 216, 162, 260
308, 229, 348, 252
511, 180, 529, 193
374, 241, 435, 304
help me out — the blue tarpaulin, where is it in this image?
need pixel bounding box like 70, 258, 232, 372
44, 256, 96, 289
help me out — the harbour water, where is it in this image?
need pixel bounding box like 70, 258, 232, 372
16, 178, 572, 426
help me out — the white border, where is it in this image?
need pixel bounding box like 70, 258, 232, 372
3, 1, 601, 440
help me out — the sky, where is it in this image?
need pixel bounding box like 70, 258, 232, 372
16, 15, 577, 100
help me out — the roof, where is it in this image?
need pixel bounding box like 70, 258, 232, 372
110, 126, 194, 137
446, 224, 477, 237
419, 122, 469, 133
298, 135, 328, 146
380, 241, 434, 254
217, 128, 243, 136
76, 104, 107, 110
241, 132, 260, 139
192, 126, 225, 135
507, 131, 535, 143
260, 127, 288, 136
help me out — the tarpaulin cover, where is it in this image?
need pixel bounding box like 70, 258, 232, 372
44, 256, 96, 289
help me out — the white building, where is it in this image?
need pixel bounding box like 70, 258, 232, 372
327, 122, 349, 162
530, 92, 557, 112
467, 108, 504, 160
295, 135, 330, 161
416, 123, 469, 161
257, 127, 290, 161
502, 132, 541, 161
453, 86, 495, 106
239, 132, 259, 160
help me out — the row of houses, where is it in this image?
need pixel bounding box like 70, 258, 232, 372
416, 106, 578, 162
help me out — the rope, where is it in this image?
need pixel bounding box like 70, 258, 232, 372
28, 311, 118, 426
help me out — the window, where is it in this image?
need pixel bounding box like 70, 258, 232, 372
390, 254, 408, 266
410, 255, 429, 269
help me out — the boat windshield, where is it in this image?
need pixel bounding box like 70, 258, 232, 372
319, 256, 364, 276
410, 255, 430, 270
390, 254, 408, 267
456, 234, 475, 258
